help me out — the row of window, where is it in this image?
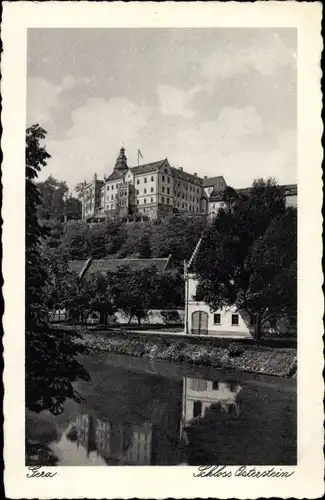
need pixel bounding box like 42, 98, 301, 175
190, 379, 238, 393
136, 176, 155, 185
214, 313, 239, 326
106, 184, 121, 191
136, 187, 155, 195
213, 313, 296, 328
176, 183, 201, 193
161, 175, 170, 183
177, 192, 200, 203
136, 198, 155, 205
177, 202, 200, 212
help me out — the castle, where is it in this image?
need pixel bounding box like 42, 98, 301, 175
81, 147, 297, 222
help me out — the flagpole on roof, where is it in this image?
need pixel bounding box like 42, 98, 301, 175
137, 149, 143, 166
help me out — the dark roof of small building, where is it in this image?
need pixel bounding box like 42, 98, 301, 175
130, 159, 168, 175
68, 256, 173, 279
203, 176, 226, 188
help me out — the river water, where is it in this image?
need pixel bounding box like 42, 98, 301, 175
26, 353, 296, 466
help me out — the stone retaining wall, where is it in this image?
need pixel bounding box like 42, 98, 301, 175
79, 332, 297, 378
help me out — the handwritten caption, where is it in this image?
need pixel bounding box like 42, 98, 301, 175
26, 464, 295, 479
26, 466, 57, 478
194, 465, 295, 478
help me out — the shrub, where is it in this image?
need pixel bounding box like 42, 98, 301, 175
227, 343, 245, 357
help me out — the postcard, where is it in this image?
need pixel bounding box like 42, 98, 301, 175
2, 1, 324, 498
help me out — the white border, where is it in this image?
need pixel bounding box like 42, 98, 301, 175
2, 1, 324, 498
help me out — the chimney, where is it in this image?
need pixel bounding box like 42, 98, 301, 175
204, 175, 207, 179
179, 167, 183, 172
94, 172, 97, 182
194, 172, 197, 176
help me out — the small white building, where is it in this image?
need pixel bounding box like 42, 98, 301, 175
184, 234, 253, 337
184, 233, 296, 337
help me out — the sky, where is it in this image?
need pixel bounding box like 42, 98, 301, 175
27, 28, 297, 190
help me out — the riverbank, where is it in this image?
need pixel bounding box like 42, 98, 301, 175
78, 331, 297, 377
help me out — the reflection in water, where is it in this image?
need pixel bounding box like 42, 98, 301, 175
181, 379, 242, 426
72, 415, 153, 465
28, 357, 296, 466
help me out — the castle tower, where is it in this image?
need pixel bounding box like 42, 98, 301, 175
114, 146, 128, 172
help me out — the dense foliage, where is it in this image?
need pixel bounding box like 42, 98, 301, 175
26, 125, 90, 415
195, 179, 297, 339
37, 175, 81, 221
39, 214, 207, 268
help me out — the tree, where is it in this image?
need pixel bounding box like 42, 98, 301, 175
87, 272, 117, 327
195, 179, 296, 340
59, 220, 90, 259
117, 221, 153, 258
37, 175, 69, 220
150, 270, 184, 309
244, 208, 297, 328
65, 195, 82, 221
151, 215, 207, 267
37, 176, 81, 222
75, 181, 87, 200
25, 124, 90, 415
106, 266, 156, 325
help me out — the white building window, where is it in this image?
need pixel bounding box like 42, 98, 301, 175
151, 176, 154, 182
144, 198, 147, 204
214, 313, 221, 324
231, 314, 239, 326
191, 379, 208, 391
150, 187, 154, 193
193, 400, 202, 418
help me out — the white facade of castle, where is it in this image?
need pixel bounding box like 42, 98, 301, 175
81, 147, 297, 222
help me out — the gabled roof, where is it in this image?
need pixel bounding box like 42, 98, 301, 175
209, 188, 226, 202
68, 259, 89, 276
106, 170, 124, 182
203, 176, 226, 188
68, 255, 173, 279
186, 232, 206, 273
130, 159, 168, 175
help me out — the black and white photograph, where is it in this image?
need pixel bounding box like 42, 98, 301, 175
2, 2, 323, 499
25, 25, 298, 467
